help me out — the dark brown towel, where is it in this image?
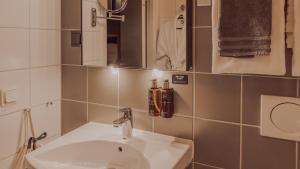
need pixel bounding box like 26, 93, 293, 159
218, 0, 272, 58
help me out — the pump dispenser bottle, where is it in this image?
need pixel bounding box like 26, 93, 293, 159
161, 80, 174, 118
148, 79, 161, 116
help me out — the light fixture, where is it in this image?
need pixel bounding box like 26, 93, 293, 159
110, 66, 119, 75
152, 69, 163, 79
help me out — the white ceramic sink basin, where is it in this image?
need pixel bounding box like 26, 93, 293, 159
28, 140, 150, 169
26, 122, 193, 169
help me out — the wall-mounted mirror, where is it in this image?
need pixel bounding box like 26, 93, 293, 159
81, 0, 192, 71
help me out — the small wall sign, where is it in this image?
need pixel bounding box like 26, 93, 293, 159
172, 75, 189, 85
197, 0, 211, 6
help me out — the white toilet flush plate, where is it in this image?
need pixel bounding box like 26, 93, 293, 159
261, 95, 300, 141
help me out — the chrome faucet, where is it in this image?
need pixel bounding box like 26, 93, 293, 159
113, 107, 133, 139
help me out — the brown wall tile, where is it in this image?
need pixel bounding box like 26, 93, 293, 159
119, 69, 152, 110
154, 116, 193, 140
62, 100, 87, 134
62, 65, 87, 101
61, 31, 82, 65
195, 6, 211, 26
186, 163, 193, 169
88, 67, 118, 105
194, 119, 240, 169
242, 76, 297, 125
195, 28, 212, 72
195, 74, 241, 123
242, 126, 295, 169
61, 0, 81, 29
88, 104, 118, 124
161, 72, 193, 116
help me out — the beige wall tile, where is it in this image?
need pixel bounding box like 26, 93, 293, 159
242, 126, 295, 169
30, 30, 61, 67
0, 70, 30, 116
88, 104, 118, 124
88, 67, 118, 105
30, 0, 61, 29
0, 111, 23, 160
0, 28, 29, 71
30, 66, 61, 106
119, 69, 152, 110
132, 111, 153, 131
62, 66, 87, 101
31, 101, 61, 137
194, 119, 240, 169
62, 100, 87, 134
195, 74, 241, 123
0, 0, 29, 28
154, 116, 193, 140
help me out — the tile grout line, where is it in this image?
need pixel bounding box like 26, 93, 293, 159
28, 0, 32, 111
86, 67, 89, 122
193, 162, 224, 169
239, 75, 244, 169
117, 69, 120, 119
296, 78, 299, 169
192, 0, 197, 156
63, 97, 261, 128
296, 142, 298, 169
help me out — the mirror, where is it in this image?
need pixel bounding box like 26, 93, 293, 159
107, 0, 128, 12
81, 0, 192, 71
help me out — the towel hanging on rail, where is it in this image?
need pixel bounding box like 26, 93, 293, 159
218, 0, 272, 58
212, 0, 286, 75
292, 0, 300, 76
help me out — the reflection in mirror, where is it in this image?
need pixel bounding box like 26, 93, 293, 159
107, 0, 146, 68
82, 0, 192, 71
147, 0, 192, 71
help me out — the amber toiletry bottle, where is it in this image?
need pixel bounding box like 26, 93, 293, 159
161, 80, 174, 118
148, 79, 161, 116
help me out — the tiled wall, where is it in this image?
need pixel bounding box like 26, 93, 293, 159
62, 1, 300, 169
0, 0, 61, 168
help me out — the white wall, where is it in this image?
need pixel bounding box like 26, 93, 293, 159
0, 0, 61, 168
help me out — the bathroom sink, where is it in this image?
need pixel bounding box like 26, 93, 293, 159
27, 140, 150, 169
26, 122, 193, 169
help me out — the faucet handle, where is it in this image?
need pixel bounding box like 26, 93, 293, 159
119, 107, 132, 117
119, 107, 133, 127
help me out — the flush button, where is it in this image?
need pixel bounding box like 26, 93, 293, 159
261, 95, 300, 141
270, 103, 300, 133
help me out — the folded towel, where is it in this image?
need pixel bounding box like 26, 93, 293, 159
292, 0, 300, 76
212, 0, 286, 75
287, 0, 295, 32
218, 0, 272, 57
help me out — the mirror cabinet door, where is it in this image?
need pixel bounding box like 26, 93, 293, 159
62, 0, 192, 71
